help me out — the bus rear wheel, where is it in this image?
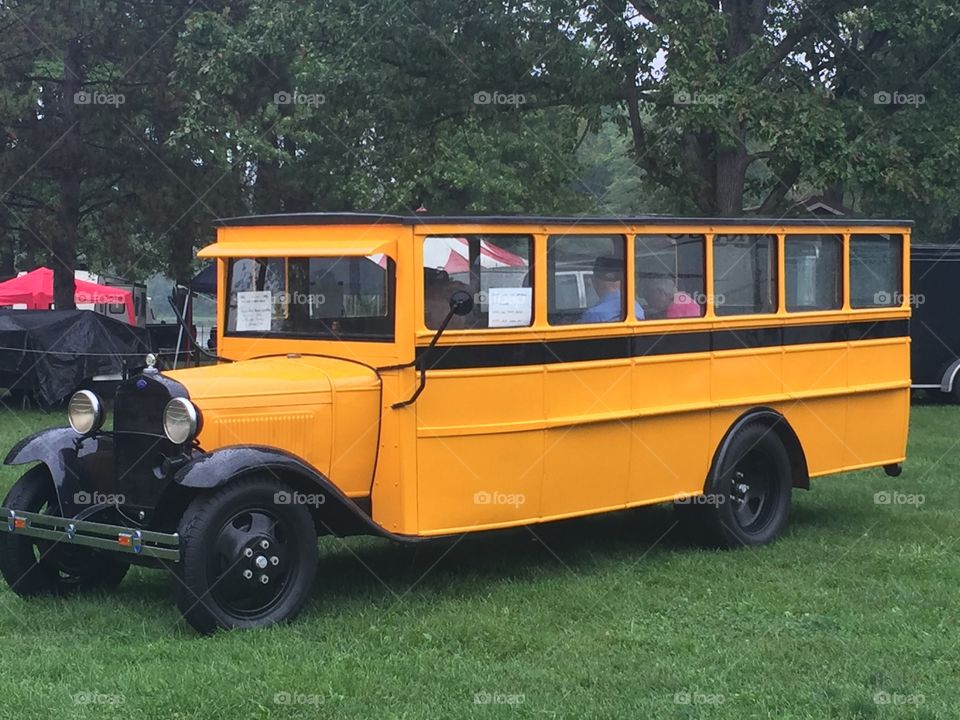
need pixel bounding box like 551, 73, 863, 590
699, 424, 792, 549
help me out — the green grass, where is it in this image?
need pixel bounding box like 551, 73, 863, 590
0, 404, 957, 719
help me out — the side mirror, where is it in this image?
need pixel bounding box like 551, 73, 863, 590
449, 290, 474, 316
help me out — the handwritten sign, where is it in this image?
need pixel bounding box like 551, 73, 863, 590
235, 291, 273, 332
487, 287, 532, 327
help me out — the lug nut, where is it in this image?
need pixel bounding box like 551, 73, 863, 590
255, 555, 268, 569
260, 540, 270, 550
259, 574, 269, 584
269, 556, 279, 566
243, 548, 253, 557
242, 569, 253, 580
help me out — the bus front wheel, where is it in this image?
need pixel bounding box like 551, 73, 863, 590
699, 424, 793, 549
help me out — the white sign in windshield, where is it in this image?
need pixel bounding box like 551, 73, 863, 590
235, 290, 273, 332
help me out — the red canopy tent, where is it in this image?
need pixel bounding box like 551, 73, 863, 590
0, 267, 135, 324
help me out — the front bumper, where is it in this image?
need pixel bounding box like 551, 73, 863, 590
1, 508, 180, 562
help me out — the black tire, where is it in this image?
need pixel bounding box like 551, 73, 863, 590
697, 424, 793, 549
0, 466, 129, 596
174, 477, 318, 634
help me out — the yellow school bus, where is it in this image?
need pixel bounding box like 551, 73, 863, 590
0, 214, 911, 633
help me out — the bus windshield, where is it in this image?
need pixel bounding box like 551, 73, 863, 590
225, 255, 395, 341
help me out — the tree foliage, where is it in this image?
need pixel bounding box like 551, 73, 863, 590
2, 0, 960, 300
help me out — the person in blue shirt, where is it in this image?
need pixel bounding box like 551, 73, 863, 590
580, 256, 644, 322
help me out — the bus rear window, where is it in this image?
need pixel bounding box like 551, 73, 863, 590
225, 256, 395, 341
850, 234, 903, 308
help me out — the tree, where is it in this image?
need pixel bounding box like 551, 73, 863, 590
584, 0, 960, 229
170, 0, 594, 215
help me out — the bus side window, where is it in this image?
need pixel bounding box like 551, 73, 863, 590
636, 234, 705, 319
850, 234, 903, 308
548, 234, 635, 324
713, 234, 778, 316
785, 235, 842, 312
423, 235, 533, 329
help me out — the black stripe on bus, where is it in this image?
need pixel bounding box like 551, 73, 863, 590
417, 319, 908, 370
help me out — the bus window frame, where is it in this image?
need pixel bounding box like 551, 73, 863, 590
710, 232, 781, 318
782, 233, 845, 315
417, 233, 537, 334
848, 232, 906, 310
545, 232, 632, 327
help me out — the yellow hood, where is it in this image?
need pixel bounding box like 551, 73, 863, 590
165, 355, 379, 406
164, 356, 381, 496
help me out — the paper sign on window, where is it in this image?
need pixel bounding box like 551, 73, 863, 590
235, 291, 273, 332
487, 287, 532, 327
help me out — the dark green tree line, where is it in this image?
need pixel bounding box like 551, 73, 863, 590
2, 0, 960, 305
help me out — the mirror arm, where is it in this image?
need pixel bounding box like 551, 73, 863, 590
390, 306, 458, 409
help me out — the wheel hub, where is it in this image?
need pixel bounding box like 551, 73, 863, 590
730, 468, 769, 530
209, 509, 294, 617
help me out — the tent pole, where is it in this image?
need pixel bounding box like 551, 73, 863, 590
172, 288, 189, 370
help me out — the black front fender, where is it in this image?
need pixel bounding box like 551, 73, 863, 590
4, 427, 108, 512
173, 446, 404, 540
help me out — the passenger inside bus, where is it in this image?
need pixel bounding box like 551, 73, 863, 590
580, 257, 645, 322
639, 276, 702, 319
424, 268, 473, 329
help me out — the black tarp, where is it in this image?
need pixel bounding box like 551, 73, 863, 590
0, 310, 152, 406
191, 264, 216, 294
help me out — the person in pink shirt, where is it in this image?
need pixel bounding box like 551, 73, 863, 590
640, 277, 703, 319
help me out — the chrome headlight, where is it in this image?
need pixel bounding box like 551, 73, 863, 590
163, 397, 199, 444
68, 390, 104, 436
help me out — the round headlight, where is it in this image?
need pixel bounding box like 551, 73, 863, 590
163, 397, 199, 444
68, 390, 104, 436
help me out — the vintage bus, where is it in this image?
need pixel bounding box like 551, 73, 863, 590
0, 214, 911, 633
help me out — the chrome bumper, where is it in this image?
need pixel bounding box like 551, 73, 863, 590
1, 507, 180, 562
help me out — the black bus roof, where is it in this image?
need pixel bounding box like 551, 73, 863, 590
215, 212, 914, 228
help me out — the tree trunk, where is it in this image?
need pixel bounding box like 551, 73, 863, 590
53, 36, 83, 311
0, 234, 14, 281
714, 124, 749, 216
168, 223, 195, 288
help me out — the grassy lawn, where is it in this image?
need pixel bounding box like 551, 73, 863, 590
0, 403, 956, 719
